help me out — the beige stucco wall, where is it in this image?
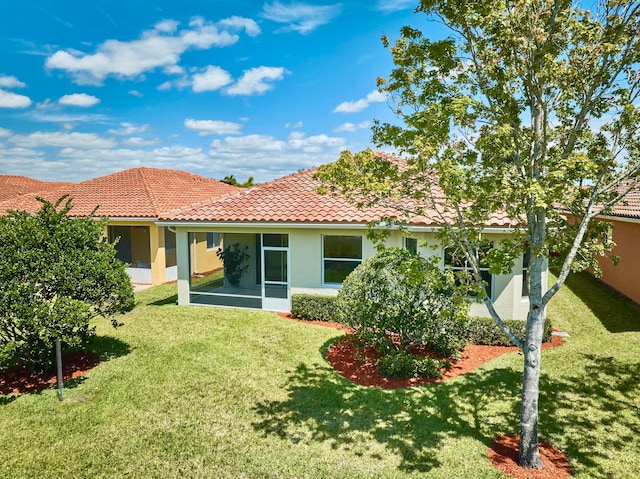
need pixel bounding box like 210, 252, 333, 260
173, 225, 537, 319
107, 221, 178, 285
190, 232, 224, 275
596, 218, 640, 305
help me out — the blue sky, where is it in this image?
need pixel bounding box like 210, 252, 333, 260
0, 0, 434, 183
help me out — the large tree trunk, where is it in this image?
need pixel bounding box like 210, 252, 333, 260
518, 253, 546, 468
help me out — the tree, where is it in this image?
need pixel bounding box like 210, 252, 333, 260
316, 0, 640, 469
220, 174, 255, 188
0, 196, 135, 370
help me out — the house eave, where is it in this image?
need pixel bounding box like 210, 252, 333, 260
596, 214, 640, 225
155, 220, 519, 234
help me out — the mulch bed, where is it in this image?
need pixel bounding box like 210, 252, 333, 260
489, 434, 572, 479
278, 312, 570, 477
0, 351, 100, 395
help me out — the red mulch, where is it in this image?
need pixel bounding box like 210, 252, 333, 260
0, 351, 100, 395
278, 312, 570, 476
489, 434, 572, 479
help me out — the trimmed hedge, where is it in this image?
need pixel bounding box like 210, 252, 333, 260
290, 294, 337, 322
290, 293, 553, 347
462, 316, 553, 346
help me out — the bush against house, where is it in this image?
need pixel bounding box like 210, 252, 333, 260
0, 196, 135, 370
336, 247, 470, 358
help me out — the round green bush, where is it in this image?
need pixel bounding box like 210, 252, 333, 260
336, 247, 470, 356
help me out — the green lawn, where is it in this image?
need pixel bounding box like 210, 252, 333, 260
1, 273, 639, 478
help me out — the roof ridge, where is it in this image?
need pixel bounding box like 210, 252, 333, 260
159, 188, 245, 219
138, 168, 162, 216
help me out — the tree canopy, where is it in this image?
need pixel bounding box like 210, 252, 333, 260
316, 0, 640, 469
0, 196, 135, 370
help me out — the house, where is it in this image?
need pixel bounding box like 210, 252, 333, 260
592, 184, 640, 305
0, 175, 74, 202
0, 168, 238, 285
159, 157, 539, 318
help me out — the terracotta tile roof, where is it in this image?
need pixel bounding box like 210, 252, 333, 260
609, 183, 640, 219
161, 156, 517, 228
0, 168, 238, 218
0, 175, 74, 202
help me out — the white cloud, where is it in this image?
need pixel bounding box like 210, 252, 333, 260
217, 16, 261, 37
10, 131, 117, 149
334, 120, 370, 132
373, 0, 415, 13
184, 118, 244, 136
0, 127, 12, 137
59, 93, 100, 107
108, 123, 150, 135
192, 65, 233, 92
285, 121, 303, 129
0, 75, 27, 89
333, 89, 385, 113
121, 137, 162, 147
26, 110, 109, 123
262, 1, 342, 34
208, 132, 348, 180
45, 18, 248, 85
226, 66, 288, 95
128, 89, 143, 97
0, 89, 32, 109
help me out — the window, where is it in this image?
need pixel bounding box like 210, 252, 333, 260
108, 225, 151, 268
165, 228, 176, 267
522, 249, 530, 297
403, 237, 418, 255
323, 235, 362, 284
206, 232, 221, 250
444, 243, 493, 298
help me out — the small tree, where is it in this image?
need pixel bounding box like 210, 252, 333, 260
316, 0, 640, 468
216, 243, 250, 286
0, 196, 135, 370
336, 247, 469, 357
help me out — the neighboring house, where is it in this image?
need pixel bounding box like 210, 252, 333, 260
0, 175, 74, 202
159, 157, 540, 318
0, 168, 238, 285
592, 184, 640, 305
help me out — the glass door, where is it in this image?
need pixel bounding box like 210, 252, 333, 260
261, 234, 290, 311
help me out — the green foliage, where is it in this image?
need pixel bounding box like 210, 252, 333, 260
216, 243, 250, 286
0, 196, 135, 370
220, 175, 255, 188
377, 350, 446, 380
290, 294, 337, 322
463, 317, 553, 347
336, 247, 470, 355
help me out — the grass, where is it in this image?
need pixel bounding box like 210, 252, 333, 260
1, 272, 639, 478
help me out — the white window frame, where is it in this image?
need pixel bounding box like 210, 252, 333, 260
403, 237, 418, 255
322, 235, 363, 285
206, 232, 221, 250
522, 249, 531, 298
444, 243, 494, 300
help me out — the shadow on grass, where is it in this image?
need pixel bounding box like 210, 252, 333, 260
86, 335, 131, 362
253, 347, 522, 473
540, 353, 640, 478
561, 271, 640, 333
253, 342, 640, 477
150, 294, 178, 306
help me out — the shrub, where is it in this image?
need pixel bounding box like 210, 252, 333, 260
377, 350, 446, 379
336, 247, 470, 355
216, 243, 250, 286
462, 316, 553, 346
0, 196, 134, 371
290, 294, 337, 322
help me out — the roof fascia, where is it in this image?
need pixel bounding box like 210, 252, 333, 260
596, 214, 640, 224
155, 220, 519, 234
